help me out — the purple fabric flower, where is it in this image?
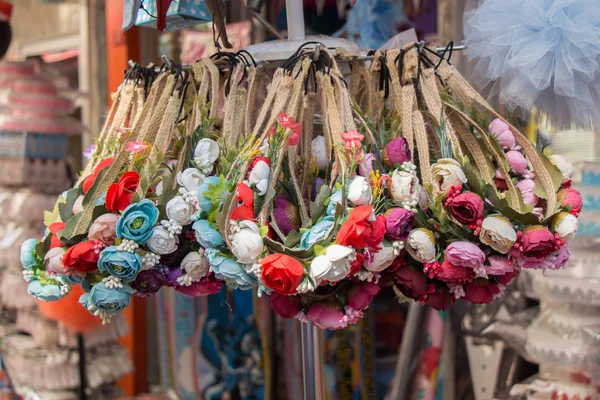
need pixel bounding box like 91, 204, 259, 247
385, 208, 414, 241
358, 153, 376, 177
272, 194, 301, 236
446, 242, 486, 272
382, 137, 411, 167
131, 270, 166, 297
83, 144, 96, 160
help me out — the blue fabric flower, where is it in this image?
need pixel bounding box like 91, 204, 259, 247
86, 281, 133, 314
299, 217, 335, 249
206, 248, 256, 290
193, 219, 225, 248
326, 190, 343, 216
21, 238, 40, 270
197, 176, 220, 213
95, 193, 106, 206
116, 199, 159, 243
97, 246, 142, 282
27, 280, 64, 301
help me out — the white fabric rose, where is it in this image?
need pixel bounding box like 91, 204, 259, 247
431, 158, 467, 193
247, 160, 271, 196
390, 170, 419, 207
177, 167, 205, 193
347, 176, 372, 206
72, 195, 84, 215
479, 216, 517, 254
231, 220, 264, 264
549, 154, 574, 183
311, 136, 328, 170
166, 196, 195, 226
193, 138, 220, 174
406, 228, 436, 263
551, 212, 578, 242
147, 226, 179, 255
366, 245, 396, 272
310, 245, 355, 286
181, 251, 210, 280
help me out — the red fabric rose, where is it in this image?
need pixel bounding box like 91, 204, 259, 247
48, 222, 66, 249
260, 254, 304, 295
337, 205, 385, 250
230, 183, 255, 221
520, 226, 556, 259
82, 158, 114, 194
347, 282, 380, 310
270, 292, 301, 318
62, 241, 99, 273
447, 192, 484, 225
437, 259, 475, 285
496, 270, 519, 286
394, 265, 428, 300
349, 252, 365, 276
105, 171, 140, 212
424, 287, 453, 311
463, 278, 501, 304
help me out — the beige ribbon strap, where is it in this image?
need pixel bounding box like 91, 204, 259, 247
412, 110, 433, 187
400, 85, 415, 153
244, 66, 260, 138
223, 66, 247, 147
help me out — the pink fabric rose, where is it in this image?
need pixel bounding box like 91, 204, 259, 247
506, 151, 527, 174
306, 301, 346, 330
485, 256, 515, 276
558, 188, 583, 215
358, 153, 376, 177
520, 226, 556, 260
88, 213, 119, 244
446, 242, 486, 271
347, 282, 380, 310
517, 179, 538, 205
385, 208, 415, 241
463, 278, 501, 304
45, 247, 65, 274
488, 119, 516, 149
270, 292, 301, 319
383, 137, 412, 167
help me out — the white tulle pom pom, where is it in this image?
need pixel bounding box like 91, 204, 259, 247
464, 0, 600, 128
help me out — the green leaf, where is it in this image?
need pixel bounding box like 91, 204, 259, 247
35, 234, 51, 261
45, 195, 66, 227
59, 188, 81, 222
314, 244, 327, 257
259, 226, 269, 237
263, 237, 315, 261
92, 205, 110, 221
82, 167, 110, 208
58, 213, 88, 245
284, 230, 302, 248
310, 185, 331, 224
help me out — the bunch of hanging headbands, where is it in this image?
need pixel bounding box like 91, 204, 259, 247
21, 42, 580, 329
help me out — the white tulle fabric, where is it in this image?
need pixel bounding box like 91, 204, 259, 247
464, 0, 600, 128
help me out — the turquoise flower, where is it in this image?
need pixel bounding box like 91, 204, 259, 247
27, 280, 65, 301
197, 176, 221, 213
299, 217, 335, 249
205, 248, 256, 290
326, 190, 343, 216
21, 238, 40, 270
95, 193, 106, 206
116, 199, 159, 243
83, 282, 133, 314
97, 246, 142, 282
193, 219, 225, 248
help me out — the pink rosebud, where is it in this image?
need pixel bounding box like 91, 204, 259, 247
88, 213, 119, 245
489, 119, 515, 149
446, 241, 486, 271
45, 247, 66, 274
506, 151, 528, 174
306, 301, 347, 330
347, 282, 380, 310
517, 179, 538, 205
520, 226, 556, 260
382, 137, 411, 168
557, 188, 583, 214
358, 153, 376, 177
270, 292, 301, 319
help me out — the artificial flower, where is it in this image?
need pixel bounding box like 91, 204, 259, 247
270, 292, 301, 318
431, 158, 467, 193
273, 194, 301, 236
206, 249, 257, 290
177, 167, 205, 193
506, 150, 527, 174
520, 226, 556, 259
488, 119, 515, 149
358, 153, 376, 177
62, 241, 99, 273
98, 246, 143, 282
82, 158, 114, 194
247, 157, 271, 196
405, 228, 436, 263
389, 169, 419, 206
105, 171, 140, 212
230, 183, 255, 221
337, 205, 385, 250
423, 287, 453, 311
311, 136, 328, 170
548, 246, 571, 270
347, 176, 372, 206
27, 280, 64, 301
279, 112, 302, 133
385, 208, 414, 241
260, 253, 304, 295
394, 265, 428, 299
21, 238, 40, 270
347, 282, 380, 310
437, 259, 475, 285
447, 192, 484, 226
516, 179, 538, 206
549, 154, 574, 183
193, 138, 220, 174
126, 141, 148, 154
326, 190, 342, 216
192, 220, 224, 249
306, 301, 346, 330
166, 196, 195, 226
116, 199, 159, 244
83, 144, 96, 160
382, 137, 411, 167
231, 220, 264, 264
366, 244, 396, 272
48, 222, 66, 249
197, 176, 221, 213
180, 251, 210, 280
173, 273, 223, 296
45, 247, 66, 274
82, 281, 133, 314
479, 216, 517, 254
72, 195, 84, 214
557, 188, 583, 215
310, 244, 355, 284
340, 130, 364, 151
300, 217, 334, 249
88, 213, 119, 245
445, 241, 486, 272
551, 212, 578, 242
485, 256, 515, 276
131, 270, 166, 297
463, 278, 501, 304
147, 226, 179, 255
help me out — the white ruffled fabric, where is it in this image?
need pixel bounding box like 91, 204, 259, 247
464, 0, 600, 128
